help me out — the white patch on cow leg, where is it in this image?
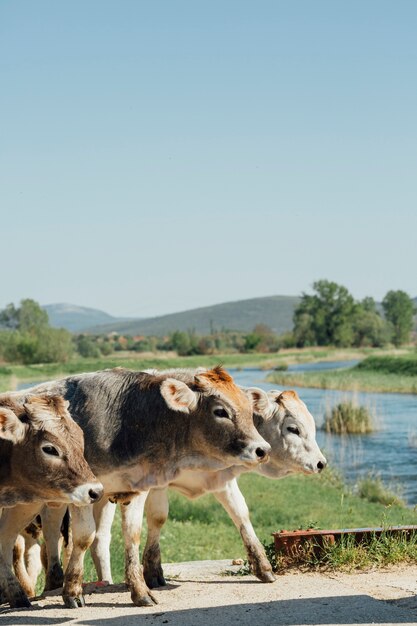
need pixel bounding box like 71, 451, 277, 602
91, 499, 116, 583
62, 505, 96, 608
13, 535, 35, 598
23, 533, 42, 594
0, 503, 42, 607
213, 479, 275, 583
41, 504, 67, 591
121, 492, 157, 606
142, 488, 169, 589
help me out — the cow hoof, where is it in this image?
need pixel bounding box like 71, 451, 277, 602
45, 563, 64, 591
10, 593, 32, 609
63, 595, 86, 608
144, 567, 167, 589
131, 591, 158, 607
258, 570, 276, 583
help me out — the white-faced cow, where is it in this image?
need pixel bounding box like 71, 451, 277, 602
4, 366, 270, 608
87, 385, 326, 588
0, 395, 103, 608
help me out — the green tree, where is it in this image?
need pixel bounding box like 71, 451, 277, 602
382, 290, 415, 347
352, 303, 390, 347
293, 280, 356, 347
76, 335, 101, 358
0, 299, 72, 364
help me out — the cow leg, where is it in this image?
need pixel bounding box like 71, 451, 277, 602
62, 504, 95, 608
24, 531, 43, 596
13, 534, 35, 598
0, 503, 42, 607
213, 479, 275, 583
121, 492, 157, 606
142, 488, 169, 588
90, 499, 116, 583
41, 504, 68, 591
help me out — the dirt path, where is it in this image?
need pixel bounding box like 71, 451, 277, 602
2, 560, 417, 626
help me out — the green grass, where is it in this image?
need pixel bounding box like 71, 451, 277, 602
356, 355, 417, 376
268, 368, 417, 394
356, 474, 405, 507
81, 471, 417, 583
267, 530, 417, 572
0, 352, 287, 392
322, 402, 374, 434
0, 347, 377, 392
268, 351, 417, 394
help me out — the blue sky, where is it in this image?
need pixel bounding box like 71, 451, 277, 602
1, 1, 416, 317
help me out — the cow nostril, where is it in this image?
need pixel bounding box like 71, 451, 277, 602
89, 488, 101, 502
255, 447, 266, 459
317, 461, 325, 471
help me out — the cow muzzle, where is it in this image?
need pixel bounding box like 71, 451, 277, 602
240, 440, 271, 466
69, 482, 104, 506
303, 455, 327, 474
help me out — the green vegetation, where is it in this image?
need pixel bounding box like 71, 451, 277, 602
269, 530, 417, 572
0, 300, 74, 365
382, 290, 416, 347
79, 471, 417, 583
268, 352, 417, 394
322, 402, 374, 434
356, 474, 405, 507
293, 280, 415, 348
356, 354, 417, 376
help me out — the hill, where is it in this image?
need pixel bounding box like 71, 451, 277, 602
84, 295, 301, 336
43, 303, 131, 333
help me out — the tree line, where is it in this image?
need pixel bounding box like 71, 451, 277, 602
0, 283, 415, 364
293, 280, 415, 348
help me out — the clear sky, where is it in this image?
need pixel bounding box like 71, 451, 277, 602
1, 0, 416, 317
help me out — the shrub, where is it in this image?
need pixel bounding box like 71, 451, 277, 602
356, 474, 405, 507
323, 401, 374, 434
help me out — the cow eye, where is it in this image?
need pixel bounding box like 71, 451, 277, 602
213, 408, 230, 419
287, 426, 300, 436
42, 445, 60, 457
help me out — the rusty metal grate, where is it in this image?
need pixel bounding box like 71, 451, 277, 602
272, 525, 417, 560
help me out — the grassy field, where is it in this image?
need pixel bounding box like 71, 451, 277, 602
0, 347, 376, 393
81, 470, 417, 582
0, 352, 284, 393
268, 352, 417, 394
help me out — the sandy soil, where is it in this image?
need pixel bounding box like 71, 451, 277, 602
2, 560, 417, 626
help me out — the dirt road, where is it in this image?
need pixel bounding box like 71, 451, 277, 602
2, 560, 417, 626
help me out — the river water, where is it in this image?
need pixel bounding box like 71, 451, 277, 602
17, 361, 417, 504
230, 362, 417, 505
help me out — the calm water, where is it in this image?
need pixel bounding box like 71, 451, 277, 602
230, 364, 417, 505
17, 361, 417, 504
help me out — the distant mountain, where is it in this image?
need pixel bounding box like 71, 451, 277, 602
43, 303, 132, 333
84, 295, 301, 336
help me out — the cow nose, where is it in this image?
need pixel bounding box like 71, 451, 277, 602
317, 460, 326, 472
255, 442, 271, 461
88, 486, 104, 503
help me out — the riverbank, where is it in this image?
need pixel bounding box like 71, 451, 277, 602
0, 347, 400, 393
268, 353, 417, 394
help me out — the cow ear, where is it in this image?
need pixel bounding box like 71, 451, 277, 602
0, 408, 27, 444
160, 379, 198, 414
267, 389, 283, 403
245, 387, 275, 419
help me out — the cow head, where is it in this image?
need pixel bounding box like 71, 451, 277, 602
160, 366, 271, 469
250, 388, 327, 478
0, 395, 103, 506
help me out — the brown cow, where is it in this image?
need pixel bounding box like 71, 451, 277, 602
0, 395, 103, 608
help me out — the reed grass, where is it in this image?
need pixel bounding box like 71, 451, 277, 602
322, 401, 374, 434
